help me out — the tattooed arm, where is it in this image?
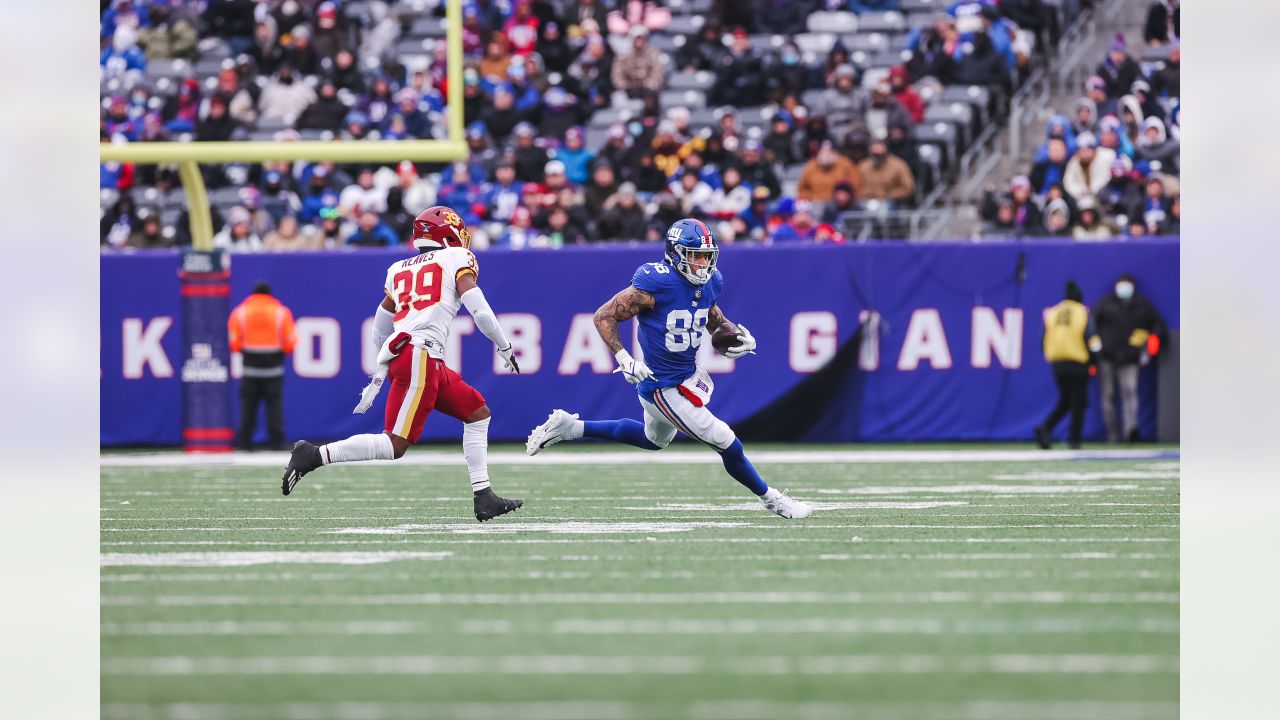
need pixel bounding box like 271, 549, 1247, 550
707, 304, 728, 332
593, 286, 656, 353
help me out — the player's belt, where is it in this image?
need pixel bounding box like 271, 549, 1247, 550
416, 339, 443, 352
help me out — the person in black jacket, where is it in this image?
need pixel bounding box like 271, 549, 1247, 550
296, 80, 347, 131
1092, 273, 1167, 442
1097, 35, 1142, 99
1144, 1, 1179, 46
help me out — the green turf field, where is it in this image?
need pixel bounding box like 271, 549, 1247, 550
101, 446, 1179, 720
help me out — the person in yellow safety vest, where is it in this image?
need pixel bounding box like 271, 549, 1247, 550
229, 281, 297, 450
1035, 281, 1098, 450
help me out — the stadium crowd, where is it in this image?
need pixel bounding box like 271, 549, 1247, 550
980, 6, 1179, 239
100, 0, 1153, 250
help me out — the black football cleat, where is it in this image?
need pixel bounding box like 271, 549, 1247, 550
1034, 425, 1051, 450
282, 440, 323, 496
473, 487, 523, 522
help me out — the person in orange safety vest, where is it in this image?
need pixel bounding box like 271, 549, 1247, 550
229, 281, 297, 450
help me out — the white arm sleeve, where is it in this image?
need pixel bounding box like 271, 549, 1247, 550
460, 286, 510, 349
371, 304, 395, 351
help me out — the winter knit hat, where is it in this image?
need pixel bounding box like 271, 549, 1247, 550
1109, 34, 1127, 53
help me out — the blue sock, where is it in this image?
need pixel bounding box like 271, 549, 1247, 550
582, 419, 661, 451
718, 439, 769, 496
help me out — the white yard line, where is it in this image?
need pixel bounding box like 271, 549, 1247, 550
100, 536, 1178, 547
100, 700, 1179, 720
101, 448, 1179, 468
99, 551, 453, 567
100, 653, 1178, 676
100, 590, 1179, 608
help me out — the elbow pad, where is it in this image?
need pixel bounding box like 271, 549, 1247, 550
372, 305, 395, 351
460, 286, 510, 349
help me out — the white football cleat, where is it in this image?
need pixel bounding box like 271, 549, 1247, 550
526, 409, 580, 456
759, 487, 813, 519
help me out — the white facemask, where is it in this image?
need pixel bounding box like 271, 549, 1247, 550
1115, 282, 1135, 300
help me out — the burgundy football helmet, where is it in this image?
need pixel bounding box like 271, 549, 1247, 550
411, 205, 472, 250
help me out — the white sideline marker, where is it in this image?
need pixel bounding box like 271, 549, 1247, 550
100, 551, 453, 567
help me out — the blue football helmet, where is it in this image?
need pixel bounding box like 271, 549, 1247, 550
664, 218, 718, 285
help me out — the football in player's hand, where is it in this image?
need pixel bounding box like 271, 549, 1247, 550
711, 321, 741, 355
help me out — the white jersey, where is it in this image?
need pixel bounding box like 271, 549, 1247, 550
382, 246, 480, 359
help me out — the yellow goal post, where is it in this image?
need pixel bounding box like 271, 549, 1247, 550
100, 0, 470, 250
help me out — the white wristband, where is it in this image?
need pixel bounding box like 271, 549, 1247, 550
614, 349, 634, 367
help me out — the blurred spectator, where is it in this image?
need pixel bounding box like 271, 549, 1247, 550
906, 20, 956, 83
355, 75, 396, 130
735, 140, 782, 198
478, 31, 512, 81
251, 17, 285, 74
213, 206, 263, 253
1132, 176, 1174, 234
1150, 43, 1180, 97
598, 183, 648, 240
822, 181, 860, 225
211, 67, 258, 127
677, 22, 727, 72
851, 0, 902, 11
706, 166, 753, 222
390, 88, 431, 138
259, 65, 316, 122
1071, 97, 1098, 136
101, 0, 152, 40
259, 170, 302, 223
1063, 132, 1117, 204
327, 49, 366, 93
1129, 80, 1165, 122
607, 0, 672, 36
566, 36, 614, 111
284, 27, 320, 77
611, 26, 666, 99
754, 0, 808, 34
512, 123, 551, 181
538, 21, 574, 74
298, 166, 337, 223
541, 88, 586, 143
813, 65, 867, 145
772, 206, 820, 243
339, 167, 387, 218
796, 114, 832, 164
239, 188, 276, 238
496, 206, 539, 248
483, 85, 525, 143
1098, 116, 1134, 160
764, 42, 809, 103
1144, 1, 1179, 45
714, 28, 765, 107
1099, 155, 1142, 217
505, 0, 542, 55
1092, 273, 1166, 442
539, 205, 588, 246
799, 142, 861, 203
204, 0, 257, 57
1085, 75, 1117, 118
1118, 94, 1144, 146
128, 212, 175, 249
888, 66, 926, 125
1096, 35, 1141, 99
669, 170, 714, 216
857, 140, 916, 204
101, 25, 148, 77
1072, 197, 1113, 241
312, 1, 346, 60
1135, 118, 1179, 175
139, 1, 197, 60
763, 113, 799, 166
951, 29, 1009, 93
583, 160, 619, 221
263, 216, 321, 251
981, 176, 1042, 235
346, 209, 399, 247
197, 96, 238, 141
632, 152, 669, 194
866, 83, 915, 140
480, 161, 526, 224
315, 207, 344, 246
438, 164, 484, 224
1030, 138, 1069, 195
296, 80, 347, 131
741, 187, 773, 240
1042, 198, 1072, 236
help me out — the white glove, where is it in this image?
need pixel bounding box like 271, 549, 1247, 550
724, 323, 757, 359
353, 372, 385, 414
613, 348, 653, 385
497, 343, 520, 374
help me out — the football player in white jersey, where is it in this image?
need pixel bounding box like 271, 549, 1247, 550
282, 206, 524, 521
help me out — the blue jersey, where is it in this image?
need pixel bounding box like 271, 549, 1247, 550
629, 261, 723, 395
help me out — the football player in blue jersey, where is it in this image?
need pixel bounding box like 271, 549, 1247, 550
525, 218, 813, 518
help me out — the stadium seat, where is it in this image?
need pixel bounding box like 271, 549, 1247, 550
409, 16, 448, 38
800, 88, 826, 110
916, 142, 942, 191
588, 107, 639, 129
688, 106, 720, 131
913, 120, 958, 171
842, 32, 892, 54
649, 34, 685, 55
159, 207, 184, 228
208, 186, 245, 209
924, 102, 975, 150
807, 11, 858, 34
856, 12, 908, 35
661, 89, 707, 110
130, 186, 165, 209
145, 58, 193, 82
901, 0, 950, 16
668, 0, 714, 15
256, 116, 295, 133
667, 70, 716, 92
939, 84, 993, 127
395, 37, 438, 59
665, 15, 705, 37
794, 32, 837, 54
